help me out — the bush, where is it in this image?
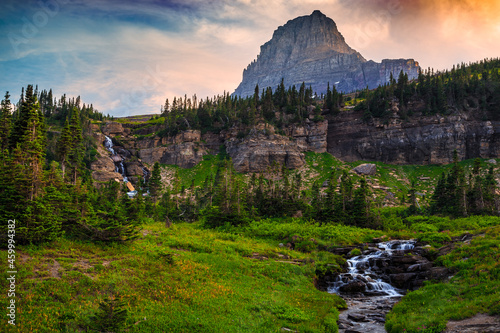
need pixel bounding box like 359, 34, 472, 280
411, 223, 439, 233
382, 216, 406, 231
315, 262, 343, 278
323, 310, 339, 333
201, 206, 249, 228
295, 239, 317, 252
417, 232, 451, 247
88, 295, 128, 332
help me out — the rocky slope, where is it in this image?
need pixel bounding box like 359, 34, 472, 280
233, 10, 420, 97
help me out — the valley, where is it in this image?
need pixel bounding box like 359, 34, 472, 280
1, 7, 500, 333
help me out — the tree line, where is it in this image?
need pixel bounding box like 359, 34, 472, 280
156, 79, 343, 137
354, 58, 500, 120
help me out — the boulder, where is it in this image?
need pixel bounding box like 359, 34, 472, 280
353, 163, 377, 175
124, 161, 146, 177
347, 313, 368, 322
389, 273, 416, 288
428, 267, 449, 280
339, 280, 366, 293
91, 156, 115, 172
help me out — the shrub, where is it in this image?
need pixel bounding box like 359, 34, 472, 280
295, 239, 317, 253
88, 295, 128, 332
411, 223, 439, 233
200, 206, 249, 228
349, 248, 362, 257
417, 232, 451, 247
323, 311, 339, 333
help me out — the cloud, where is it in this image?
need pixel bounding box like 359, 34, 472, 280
336, 0, 500, 69
1, 0, 499, 116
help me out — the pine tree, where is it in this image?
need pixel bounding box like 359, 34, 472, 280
352, 178, 372, 227
21, 86, 46, 201
10, 85, 35, 150
67, 107, 84, 184
57, 118, 72, 179
149, 162, 162, 200
89, 295, 128, 332
0, 91, 13, 152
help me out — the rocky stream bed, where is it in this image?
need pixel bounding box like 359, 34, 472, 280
317, 239, 458, 332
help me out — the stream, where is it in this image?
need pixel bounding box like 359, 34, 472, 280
328, 240, 416, 333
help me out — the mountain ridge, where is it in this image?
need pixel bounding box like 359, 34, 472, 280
233, 10, 420, 97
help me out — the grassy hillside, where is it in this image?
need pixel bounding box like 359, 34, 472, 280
156, 151, 499, 209
2, 213, 500, 332
0, 221, 345, 333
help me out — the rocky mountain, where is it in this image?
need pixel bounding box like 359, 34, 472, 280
233, 10, 420, 97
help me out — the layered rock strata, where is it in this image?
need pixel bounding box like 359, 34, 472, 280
327, 111, 500, 164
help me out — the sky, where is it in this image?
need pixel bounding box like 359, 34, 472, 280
1, 0, 499, 117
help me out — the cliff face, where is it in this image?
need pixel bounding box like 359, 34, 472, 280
92, 111, 500, 180
327, 111, 500, 164
92, 120, 328, 177
233, 10, 420, 97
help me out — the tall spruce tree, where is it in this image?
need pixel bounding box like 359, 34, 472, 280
57, 118, 72, 179
67, 107, 84, 184
0, 91, 13, 152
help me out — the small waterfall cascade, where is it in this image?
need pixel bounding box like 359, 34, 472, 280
328, 240, 416, 297
104, 135, 128, 182
142, 167, 150, 183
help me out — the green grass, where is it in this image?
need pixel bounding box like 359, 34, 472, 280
385, 224, 500, 333
0, 222, 345, 332
239, 218, 386, 247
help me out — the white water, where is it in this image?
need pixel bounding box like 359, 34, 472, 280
328, 240, 415, 297
142, 167, 149, 182
104, 135, 128, 182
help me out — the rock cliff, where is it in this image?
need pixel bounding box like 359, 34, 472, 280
327, 110, 500, 164
91, 119, 328, 177
91, 105, 500, 181
233, 10, 420, 97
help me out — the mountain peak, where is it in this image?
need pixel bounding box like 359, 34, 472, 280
233, 12, 420, 97
311, 9, 324, 16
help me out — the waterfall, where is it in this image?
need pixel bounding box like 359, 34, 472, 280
104, 135, 128, 182
328, 240, 415, 297
142, 167, 150, 182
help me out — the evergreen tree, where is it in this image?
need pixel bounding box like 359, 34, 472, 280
67, 107, 84, 184
57, 118, 72, 179
0, 91, 12, 152
149, 162, 162, 200
351, 178, 372, 227
20, 86, 46, 201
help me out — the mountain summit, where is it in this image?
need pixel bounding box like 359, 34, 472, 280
233, 10, 420, 97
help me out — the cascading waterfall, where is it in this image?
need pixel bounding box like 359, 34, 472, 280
328, 240, 415, 297
104, 135, 128, 182
142, 167, 150, 182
